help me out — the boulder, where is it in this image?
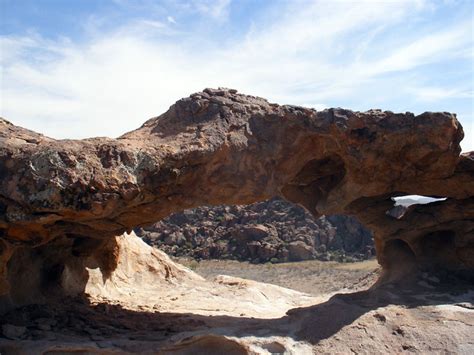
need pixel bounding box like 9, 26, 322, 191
288, 241, 315, 261
1, 324, 26, 340
232, 224, 273, 242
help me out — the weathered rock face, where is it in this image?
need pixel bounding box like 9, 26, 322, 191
0, 88, 472, 304
136, 197, 374, 263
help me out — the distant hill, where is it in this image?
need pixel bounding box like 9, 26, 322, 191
136, 197, 375, 263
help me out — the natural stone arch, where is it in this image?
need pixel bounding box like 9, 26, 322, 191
0, 88, 472, 307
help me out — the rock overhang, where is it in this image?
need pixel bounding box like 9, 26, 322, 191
0, 88, 472, 305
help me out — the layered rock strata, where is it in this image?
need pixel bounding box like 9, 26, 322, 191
0, 88, 472, 306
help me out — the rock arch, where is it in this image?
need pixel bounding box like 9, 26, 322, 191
0, 88, 472, 306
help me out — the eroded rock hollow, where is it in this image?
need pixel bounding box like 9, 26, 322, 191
0, 88, 473, 309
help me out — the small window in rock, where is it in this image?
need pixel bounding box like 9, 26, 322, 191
392, 195, 446, 207
387, 195, 447, 219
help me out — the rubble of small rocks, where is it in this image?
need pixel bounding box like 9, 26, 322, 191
136, 197, 374, 263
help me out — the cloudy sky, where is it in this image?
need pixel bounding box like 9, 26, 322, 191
1, 0, 473, 151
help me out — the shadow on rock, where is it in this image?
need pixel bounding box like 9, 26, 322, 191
1, 276, 472, 353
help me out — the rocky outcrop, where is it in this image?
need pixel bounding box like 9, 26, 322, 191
0, 88, 472, 305
0, 232, 320, 350
136, 197, 374, 263
1, 232, 472, 354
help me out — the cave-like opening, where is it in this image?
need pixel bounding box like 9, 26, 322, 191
382, 239, 416, 271
417, 230, 457, 269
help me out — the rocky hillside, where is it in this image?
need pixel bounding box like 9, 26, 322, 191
135, 197, 375, 263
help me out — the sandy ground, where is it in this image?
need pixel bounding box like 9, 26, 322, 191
176, 257, 380, 295
1, 234, 472, 354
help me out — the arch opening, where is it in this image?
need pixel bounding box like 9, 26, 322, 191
386, 195, 448, 219
417, 230, 458, 270
135, 196, 375, 264
392, 195, 447, 207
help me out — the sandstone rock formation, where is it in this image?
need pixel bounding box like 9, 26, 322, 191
0, 88, 473, 308
0, 233, 319, 352
136, 197, 374, 263
1, 232, 472, 354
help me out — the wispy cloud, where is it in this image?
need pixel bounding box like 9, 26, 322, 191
367, 21, 472, 75
191, 0, 231, 21
407, 86, 473, 102
1, 0, 472, 151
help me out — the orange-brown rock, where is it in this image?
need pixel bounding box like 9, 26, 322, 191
0, 88, 472, 304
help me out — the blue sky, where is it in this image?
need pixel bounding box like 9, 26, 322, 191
1, 0, 473, 151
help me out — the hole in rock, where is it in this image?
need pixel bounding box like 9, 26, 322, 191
71, 236, 104, 257
135, 196, 375, 269
387, 195, 447, 219
392, 195, 447, 207
4, 245, 71, 307
418, 230, 458, 269
4, 234, 121, 308
382, 239, 416, 271
42, 263, 65, 289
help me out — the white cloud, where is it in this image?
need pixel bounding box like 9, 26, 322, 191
192, 0, 231, 21
0, 0, 472, 152
366, 21, 472, 75
459, 114, 474, 152
407, 86, 473, 102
